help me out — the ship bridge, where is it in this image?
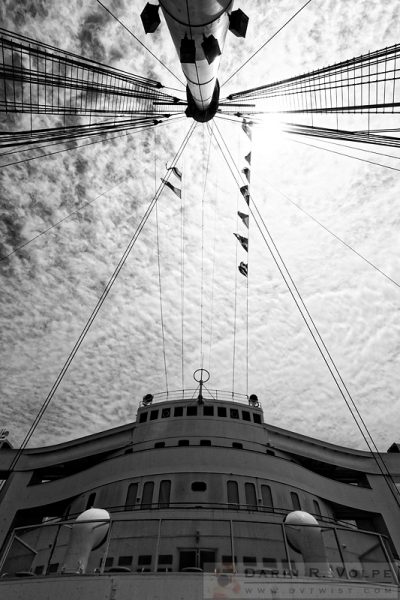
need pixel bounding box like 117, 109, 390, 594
0, 389, 400, 599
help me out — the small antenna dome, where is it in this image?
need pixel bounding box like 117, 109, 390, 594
249, 394, 259, 407
142, 393, 154, 406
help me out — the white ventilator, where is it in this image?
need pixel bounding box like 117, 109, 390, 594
62, 508, 110, 574
284, 511, 332, 577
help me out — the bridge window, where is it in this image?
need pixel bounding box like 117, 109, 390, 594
227, 480, 239, 506
261, 485, 273, 511
150, 410, 159, 421
291, 492, 301, 511
158, 480, 171, 508
242, 410, 251, 421
253, 413, 262, 424
243, 556, 257, 565
174, 406, 184, 417
187, 406, 197, 416
139, 412, 148, 423
178, 439, 189, 446
217, 406, 227, 417
161, 408, 170, 418
203, 405, 214, 416
232, 442, 243, 449
230, 408, 239, 419
141, 481, 154, 509
154, 441, 165, 448
138, 555, 152, 566
200, 439, 211, 446
86, 492, 96, 510
313, 500, 322, 517
245, 483, 257, 510
126, 482, 138, 510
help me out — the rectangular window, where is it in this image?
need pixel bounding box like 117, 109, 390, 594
200, 440, 211, 446
232, 442, 243, 449
141, 481, 154, 509
125, 482, 138, 510
138, 555, 152, 566
158, 554, 173, 565
243, 556, 257, 565
178, 439, 189, 446
118, 556, 133, 566
158, 480, 171, 508
313, 499, 322, 517
291, 492, 301, 511
253, 413, 262, 424
261, 485, 273, 511
139, 412, 148, 423
174, 406, 184, 417
245, 482, 257, 510
230, 408, 239, 419
187, 406, 197, 416
105, 557, 114, 568
154, 441, 165, 448
263, 557, 277, 568
227, 480, 239, 506
242, 410, 251, 421
217, 406, 227, 417
47, 563, 59, 573
150, 410, 159, 421
34, 565, 44, 575
203, 406, 214, 416
161, 408, 170, 418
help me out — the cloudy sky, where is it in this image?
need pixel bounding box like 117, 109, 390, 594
1, 0, 400, 452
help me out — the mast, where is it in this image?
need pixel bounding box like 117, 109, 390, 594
140, 0, 249, 122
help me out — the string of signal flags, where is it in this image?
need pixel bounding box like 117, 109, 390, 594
160, 119, 253, 278
233, 118, 252, 279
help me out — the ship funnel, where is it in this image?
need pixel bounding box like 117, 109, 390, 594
61, 508, 110, 574
284, 511, 332, 578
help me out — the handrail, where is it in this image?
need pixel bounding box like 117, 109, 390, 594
0, 515, 397, 585
138, 389, 260, 407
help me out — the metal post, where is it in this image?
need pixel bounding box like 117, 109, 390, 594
100, 519, 113, 574
378, 533, 399, 585
154, 518, 162, 572
281, 522, 293, 578
332, 527, 350, 580
45, 523, 61, 575
229, 520, 236, 573
0, 528, 15, 573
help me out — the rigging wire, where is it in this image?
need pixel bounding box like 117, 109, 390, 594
0, 115, 186, 169
7, 121, 196, 474
200, 123, 213, 367
212, 117, 400, 508
207, 141, 219, 375
180, 142, 186, 389
95, 0, 185, 88
154, 128, 169, 391
0, 179, 127, 262
221, 0, 313, 88
288, 136, 400, 174
265, 180, 400, 292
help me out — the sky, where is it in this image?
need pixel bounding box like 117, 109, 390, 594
1, 0, 400, 451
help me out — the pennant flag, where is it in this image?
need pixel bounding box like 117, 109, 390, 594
167, 165, 182, 180
238, 211, 249, 228
238, 261, 248, 277
242, 119, 252, 140
234, 233, 248, 252
161, 178, 181, 198
242, 167, 251, 183
240, 185, 250, 205
244, 151, 251, 165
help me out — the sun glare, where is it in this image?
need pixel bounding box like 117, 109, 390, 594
252, 114, 285, 158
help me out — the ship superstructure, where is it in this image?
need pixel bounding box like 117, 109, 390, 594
0, 389, 399, 599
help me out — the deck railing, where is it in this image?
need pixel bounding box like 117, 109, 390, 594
139, 389, 259, 407
0, 515, 397, 585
